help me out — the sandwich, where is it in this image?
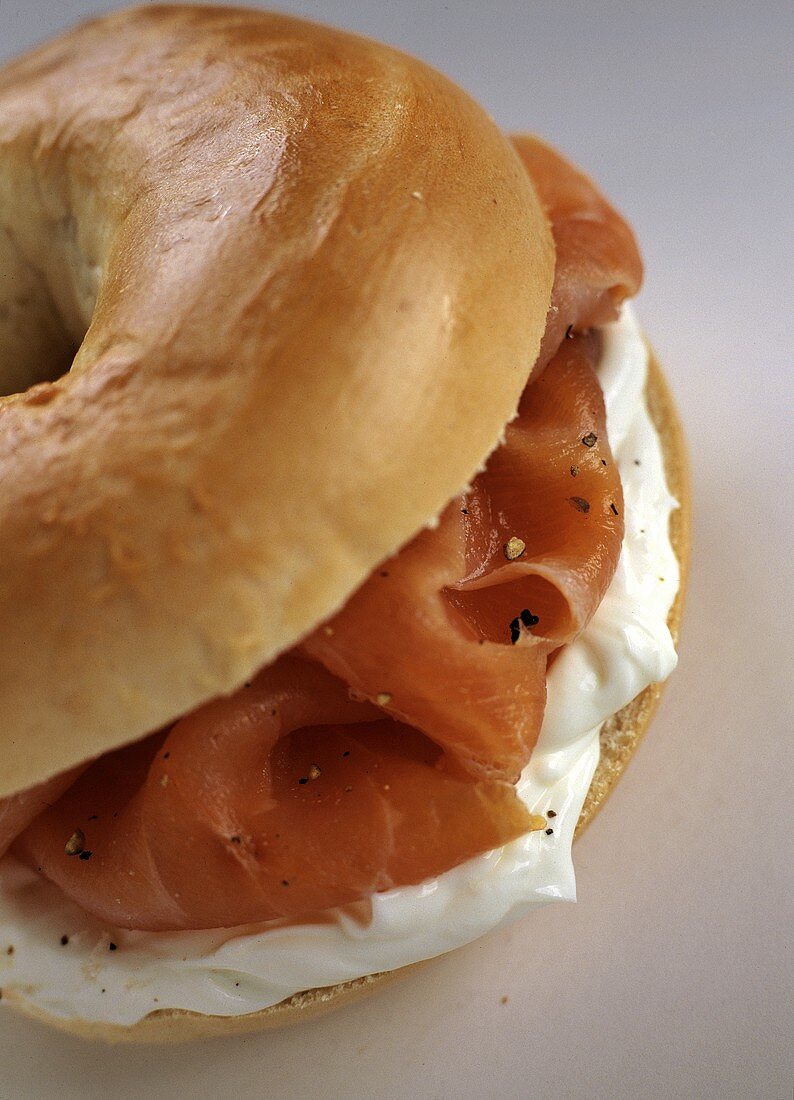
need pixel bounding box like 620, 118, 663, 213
0, 5, 689, 1040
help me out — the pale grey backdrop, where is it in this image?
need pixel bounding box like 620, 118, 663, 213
0, 2, 791, 1098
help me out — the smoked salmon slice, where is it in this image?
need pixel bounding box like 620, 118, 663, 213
510, 135, 643, 374
3, 141, 640, 931
0, 768, 84, 860
305, 333, 623, 784
15, 657, 535, 929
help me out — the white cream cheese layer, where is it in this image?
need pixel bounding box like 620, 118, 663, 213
0, 305, 680, 1025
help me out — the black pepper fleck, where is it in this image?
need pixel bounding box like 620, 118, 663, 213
610, 502, 619, 516
547, 809, 557, 818
582, 432, 598, 447
60, 935, 69, 946
281, 880, 290, 887
545, 828, 554, 836
510, 609, 539, 643
565, 324, 574, 339
570, 465, 579, 477
109, 942, 117, 952
78, 850, 93, 861
569, 496, 590, 513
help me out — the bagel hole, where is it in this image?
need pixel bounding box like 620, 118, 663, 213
0, 227, 83, 397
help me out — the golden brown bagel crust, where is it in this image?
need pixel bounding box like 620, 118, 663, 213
2, 350, 690, 1043
0, 5, 554, 797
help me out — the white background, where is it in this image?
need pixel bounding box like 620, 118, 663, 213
0, 2, 791, 1097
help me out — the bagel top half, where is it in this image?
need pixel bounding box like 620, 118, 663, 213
0, 5, 554, 797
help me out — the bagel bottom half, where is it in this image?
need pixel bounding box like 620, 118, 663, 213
3, 351, 689, 1043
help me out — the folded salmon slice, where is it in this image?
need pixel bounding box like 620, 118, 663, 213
511, 135, 643, 374
4, 140, 640, 930
305, 334, 622, 784
15, 658, 534, 929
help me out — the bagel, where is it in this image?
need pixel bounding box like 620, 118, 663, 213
0, 5, 688, 1041
0, 3, 553, 798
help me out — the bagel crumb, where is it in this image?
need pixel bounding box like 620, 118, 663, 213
500, 995, 509, 1004
376, 692, 392, 706
322, 625, 334, 636
5, 946, 12, 956
308, 764, 322, 781
64, 829, 85, 856
503, 536, 526, 560
547, 809, 557, 818
570, 465, 579, 477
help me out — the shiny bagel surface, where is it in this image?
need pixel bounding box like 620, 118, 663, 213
0, 5, 554, 797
